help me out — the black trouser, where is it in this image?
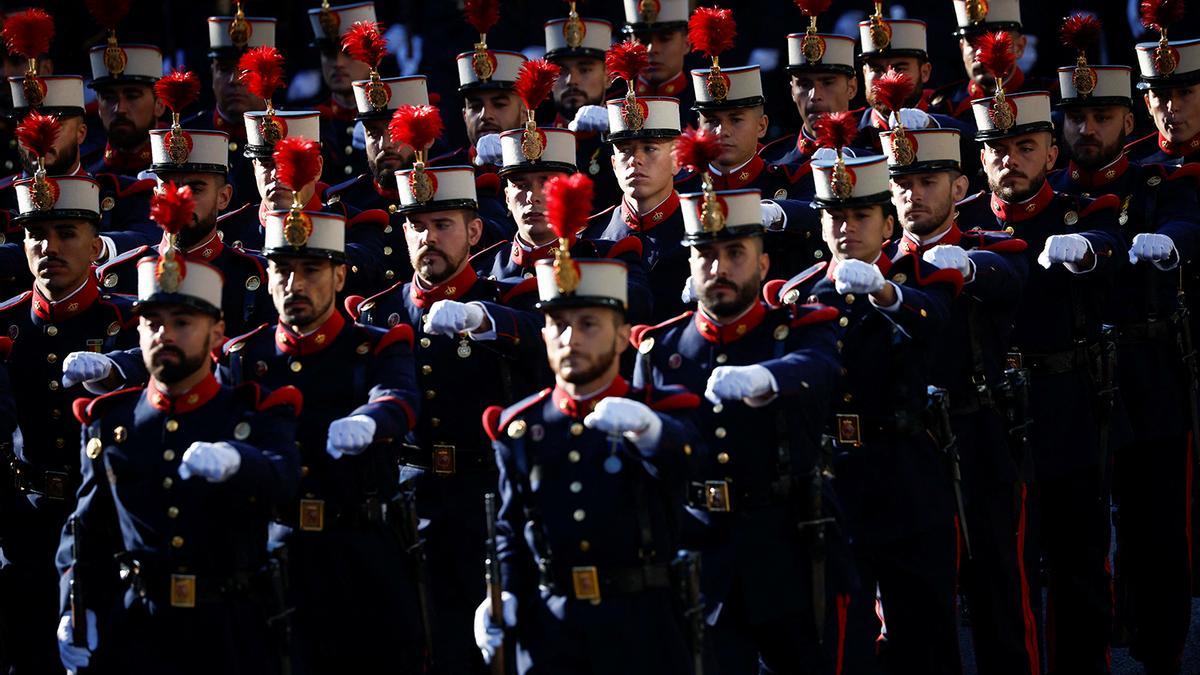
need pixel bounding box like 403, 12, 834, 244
0, 495, 70, 675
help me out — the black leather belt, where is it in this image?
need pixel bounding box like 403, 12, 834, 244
119, 557, 256, 609
685, 477, 792, 512
8, 459, 72, 500
1009, 343, 1100, 376
1116, 320, 1173, 344
829, 411, 924, 448
398, 444, 495, 475
278, 495, 389, 533
551, 561, 672, 601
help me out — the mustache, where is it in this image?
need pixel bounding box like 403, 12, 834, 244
152, 345, 185, 361
705, 278, 738, 292
37, 256, 68, 272
284, 294, 312, 307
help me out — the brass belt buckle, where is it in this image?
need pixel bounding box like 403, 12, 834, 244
571, 566, 601, 603
835, 414, 862, 447
1005, 351, 1023, 370
704, 480, 731, 512
432, 444, 456, 476
299, 499, 325, 531
43, 471, 67, 499
170, 573, 196, 608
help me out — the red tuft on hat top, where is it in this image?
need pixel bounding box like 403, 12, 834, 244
1140, 0, 1187, 32
688, 7, 736, 58
84, 0, 131, 30
464, 0, 501, 36
272, 137, 323, 196
606, 39, 649, 86
514, 58, 561, 114
793, 0, 833, 16
342, 20, 388, 69
545, 172, 594, 243
871, 70, 915, 115
813, 111, 859, 152
238, 46, 287, 111
974, 31, 1017, 84
388, 104, 444, 155
1060, 13, 1102, 53
674, 127, 723, 175
14, 111, 61, 162
155, 70, 201, 119
2, 8, 55, 60
150, 181, 197, 238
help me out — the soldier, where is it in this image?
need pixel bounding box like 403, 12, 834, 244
54, 233, 302, 674
451, 1, 528, 172
631, 183, 846, 673
1126, 3, 1200, 165
1049, 16, 1200, 672
956, 80, 1125, 674
883, 126, 1038, 675
0, 171, 136, 673
354, 161, 545, 674
306, 1, 377, 180
621, 0, 695, 120
475, 173, 701, 674
83, 27, 163, 177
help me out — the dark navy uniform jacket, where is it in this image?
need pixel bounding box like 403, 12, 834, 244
180, 107, 259, 211
485, 378, 700, 675
1125, 130, 1200, 168
316, 97, 370, 182
631, 297, 848, 625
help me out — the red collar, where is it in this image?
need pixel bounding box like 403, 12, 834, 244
694, 301, 767, 344
212, 109, 247, 140
318, 96, 359, 124
990, 180, 1054, 223
897, 223, 962, 257
1067, 154, 1130, 191
373, 178, 400, 201
827, 254, 893, 280
147, 372, 221, 414
32, 276, 100, 322
1158, 130, 1200, 157
796, 131, 817, 157
410, 263, 479, 309
551, 377, 630, 419
636, 71, 687, 97
276, 309, 345, 357
163, 229, 224, 262
510, 234, 563, 268
621, 191, 681, 232
967, 67, 1025, 101
101, 141, 152, 172
710, 155, 765, 190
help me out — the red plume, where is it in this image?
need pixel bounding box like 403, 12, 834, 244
514, 59, 561, 112
150, 182, 196, 236
673, 127, 723, 172
688, 7, 736, 58
1060, 14, 1102, 52
388, 105, 444, 151
2, 8, 55, 59
1140, 0, 1187, 31
545, 173, 594, 240
272, 137, 323, 192
871, 71, 915, 114
14, 111, 61, 159
464, 0, 500, 34
84, 0, 132, 30
342, 21, 388, 69
973, 32, 1016, 80
793, 0, 832, 17
606, 40, 649, 83
154, 70, 201, 116
813, 111, 859, 150
237, 46, 287, 101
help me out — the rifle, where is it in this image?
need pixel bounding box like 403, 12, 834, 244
263, 554, 295, 675
927, 386, 972, 560
671, 551, 704, 675
394, 486, 435, 669
68, 515, 86, 648
485, 493, 507, 675
1176, 273, 1200, 474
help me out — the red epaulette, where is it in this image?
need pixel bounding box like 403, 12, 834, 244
344, 295, 366, 319
73, 387, 143, 425
223, 322, 272, 355
373, 323, 415, 355
0, 336, 12, 359
348, 209, 388, 229
476, 173, 501, 195
893, 254, 965, 296
235, 382, 304, 417
1167, 163, 1200, 185
483, 388, 553, 442
629, 311, 693, 349
789, 302, 839, 328
357, 279, 406, 313
641, 385, 701, 412
960, 228, 1028, 254
605, 235, 643, 259
1080, 193, 1122, 218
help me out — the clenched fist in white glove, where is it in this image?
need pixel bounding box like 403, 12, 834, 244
57, 610, 98, 673
473, 592, 517, 665
705, 364, 778, 406
61, 352, 114, 393
1128, 232, 1177, 268
681, 277, 697, 305
833, 258, 886, 295
326, 414, 377, 459
922, 244, 974, 282
425, 300, 486, 336
760, 200, 786, 230
1038, 233, 1093, 272
889, 108, 935, 130
178, 441, 242, 482
474, 133, 503, 167
568, 105, 610, 134
583, 397, 663, 452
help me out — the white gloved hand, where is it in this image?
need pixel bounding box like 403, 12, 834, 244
325, 414, 378, 459
833, 258, 886, 295
61, 352, 114, 392
705, 365, 778, 406
922, 244, 974, 282
760, 200, 786, 230
1128, 232, 1177, 267
889, 108, 934, 130
474, 133, 503, 167
583, 397, 663, 452
473, 592, 517, 665
57, 610, 98, 673
681, 277, 696, 305
178, 441, 242, 482
568, 105, 610, 134
811, 146, 860, 162
1037, 233, 1092, 271
425, 300, 486, 337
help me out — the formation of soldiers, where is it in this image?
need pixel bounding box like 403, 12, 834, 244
0, 0, 1199, 674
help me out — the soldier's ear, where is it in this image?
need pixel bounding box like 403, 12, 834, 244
466, 216, 484, 247
846, 74, 859, 101
217, 181, 233, 212
1045, 142, 1059, 171
756, 112, 769, 140
1122, 110, 1136, 137
332, 263, 347, 293
75, 120, 87, 146
951, 173, 969, 203
919, 61, 932, 87
153, 96, 166, 119
211, 318, 226, 345
615, 320, 631, 355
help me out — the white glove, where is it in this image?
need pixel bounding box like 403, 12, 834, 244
425, 300, 486, 337
57, 610, 98, 673
889, 108, 934, 130
681, 277, 696, 305
1037, 233, 1092, 271
473, 592, 517, 665
583, 397, 663, 453
326, 414, 378, 459
705, 364, 778, 406
833, 258, 886, 295
568, 105, 610, 134
178, 441, 242, 482
61, 352, 114, 392
474, 133, 503, 166
1128, 232, 1177, 267
922, 245, 974, 282
760, 200, 786, 230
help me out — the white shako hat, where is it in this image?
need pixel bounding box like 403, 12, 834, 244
535, 258, 629, 312
263, 210, 347, 262
457, 49, 527, 92
308, 1, 376, 46
8, 75, 85, 117
881, 127, 962, 175
605, 95, 681, 141
621, 0, 690, 34
858, 18, 927, 59
207, 14, 277, 57
545, 16, 613, 60
691, 64, 764, 110
1058, 65, 1132, 107
88, 44, 162, 87
679, 188, 764, 245
787, 33, 856, 77
242, 110, 321, 159
150, 129, 231, 175
971, 90, 1053, 141
499, 127, 577, 176
14, 175, 101, 225
1136, 38, 1200, 90
136, 257, 224, 317
353, 75, 429, 122
811, 155, 892, 208
396, 165, 479, 215
952, 0, 1022, 38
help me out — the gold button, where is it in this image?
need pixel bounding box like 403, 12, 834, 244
387, 205, 397, 215
570, 423, 584, 436
55, 438, 64, 448
301, 465, 310, 477
715, 354, 727, 364
838, 317, 849, 327
290, 361, 303, 372
165, 419, 179, 432
383, 246, 393, 256
171, 535, 184, 548
712, 403, 723, 414
86, 437, 103, 459
46, 353, 57, 363
568, 450, 581, 463
843, 393, 853, 402
167, 506, 179, 519
233, 422, 251, 440
845, 293, 855, 304
163, 449, 176, 461
344, 145, 354, 155
48, 380, 59, 391
384, 224, 394, 234
162, 477, 174, 489
773, 325, 789, 341
421, 365, 432, 375
683, 444, 693, 456
573, 509, 586, 522
424, 389, 436, 400
430, 417, 440, 427
103, 273, 118, 288
385, 270, 395, 279
919, 309, 928, 317
570, 481, 583, 493
579, 540, 590, 551
717, 452, 730, 464
508, 420, 527, 439
714, 427, 727, 439
229, 141, 239, 151
46, 325, 58, 336
50, 409, 61, 420
419, 337, 431, 348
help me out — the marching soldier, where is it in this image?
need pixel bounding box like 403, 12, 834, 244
0, 169, 136, 673
631, 183, 846, 673
306, 1, 377, 180
621, 0, 695, 122
476, 173, 701, 674
884, 125, 1038, 675
82, 14, 162, 178
1126, 2, 1200, 165
54, 198, 303, 675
